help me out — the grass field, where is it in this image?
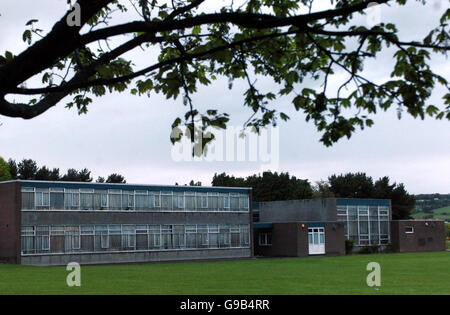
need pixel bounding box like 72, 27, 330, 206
0, 252, 449, 295
413, 206, 450, 221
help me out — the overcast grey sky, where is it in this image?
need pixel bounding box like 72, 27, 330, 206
0, 0, 449, 194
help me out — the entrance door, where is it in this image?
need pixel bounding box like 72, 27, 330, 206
308, 227, 325, 255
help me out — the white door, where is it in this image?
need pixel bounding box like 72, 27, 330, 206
308, 227, 325, 255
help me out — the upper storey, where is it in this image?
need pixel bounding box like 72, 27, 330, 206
14, 180, 251, 212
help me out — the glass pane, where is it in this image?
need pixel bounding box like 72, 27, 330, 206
313, 233, 318, 244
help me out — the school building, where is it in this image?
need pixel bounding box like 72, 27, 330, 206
0, 181, 445, 265
0, 180, 252, 265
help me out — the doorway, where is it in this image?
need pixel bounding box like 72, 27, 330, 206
308, 227, 325, 255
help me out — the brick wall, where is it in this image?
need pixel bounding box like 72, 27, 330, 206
391, 220, 445, 253
0, 182, 21, 263
324, 222, 345, 256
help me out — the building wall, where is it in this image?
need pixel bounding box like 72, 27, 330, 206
254, 223, 300, 257
254, 222, 345, 257
0, 182, 21, 263
391, 220, 446, 253
21, 248, 251, 266
0, 180, 254, 265
324, 222, 345, 256
259, 199, 337, 223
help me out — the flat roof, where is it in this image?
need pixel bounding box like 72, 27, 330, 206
0, 180, 251, 194
255, 198, 391, 206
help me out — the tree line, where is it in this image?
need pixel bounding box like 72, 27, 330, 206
0, 156, 126, 183
0, 156, 416, 219
212, 171, 415, 220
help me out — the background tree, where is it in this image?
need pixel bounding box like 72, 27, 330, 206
328, 172, 375, 199
188, 180, 202, 186
105, 173, 126, 183
61, 168, 93, 182
0, 157, 12, 181
96, 176, 106, 183
212, 171, 313, 201
325, 172, 415, 219
17, 159, 38, 180
7, 159, 18, 179
35, 166, 61, 181
0, 0, 448, 151
312, 180, 335, 198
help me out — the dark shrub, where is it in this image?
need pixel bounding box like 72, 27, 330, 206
345, 239, 354, 254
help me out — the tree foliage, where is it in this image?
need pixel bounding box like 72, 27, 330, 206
0, 157, 12, 181
0, 0, 448, 149
35, 166, 61, 181
212, 171, 313, 201
17, 159, 38, 180
105, 173, 127, 183
7, 157, 128, 183
7, 158, 93, 182
60, 168, 93, 182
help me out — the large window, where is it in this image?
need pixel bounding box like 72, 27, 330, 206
337, 205, 390, 246
80, 189, 94, 210
35, 188, 50, 210
21, 187, 250, 212
21, 223, 251, 255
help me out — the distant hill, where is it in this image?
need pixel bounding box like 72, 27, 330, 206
413, 193, 450, 222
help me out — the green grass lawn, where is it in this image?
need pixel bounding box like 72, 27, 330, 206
0, 252, 448, 295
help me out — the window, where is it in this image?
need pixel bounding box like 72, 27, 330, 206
65, 189, 80, 209
208, 193, 218, 210
223, 195, 230, 209
239, 195, 249, 210
108, 190, 122, 210
358, 206, 369, 216
149, 225, 161, 248
101, 234, 109, 249
405, 226, 414, 234
93, 190, 108, 209
80, 189, 94, 210
50, 188, 64, 210
259, 232, 272, 246
135, 191, 149, 210
122, 191, 134, 210
36, 226, 50, 251
122, 226, 136, 248
173, 194, 184, 210
208, 225, 219, 248
101, 194, 108, 207
153, 192, 161, 208
219, 226, 230, 248
21, 226, 35, 253
186, 225, 197, 248
201, 194, 208, 208
161, 192, 173, 210
21, 188, 35, 210
35, 189, 50, 208
337, 207, 347, 216
185, 193, 195, 210
230, 194, 239, 210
